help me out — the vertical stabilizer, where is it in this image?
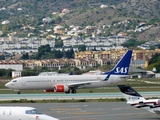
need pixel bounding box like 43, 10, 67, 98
104, 50, 132, 75
118, 85, 146, 104
103, 50, 132, 81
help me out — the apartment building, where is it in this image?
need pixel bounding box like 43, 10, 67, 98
1, 49, 160, 71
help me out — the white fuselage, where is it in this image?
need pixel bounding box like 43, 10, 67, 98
5, 74, 128, 90
0, 106, 59, 120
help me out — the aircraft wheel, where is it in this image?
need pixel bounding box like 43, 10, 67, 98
71, 89, 76, 94
17, 91, 21, 94
65, 90, 70, 94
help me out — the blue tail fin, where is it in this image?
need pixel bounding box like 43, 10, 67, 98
104, 50, 132, 77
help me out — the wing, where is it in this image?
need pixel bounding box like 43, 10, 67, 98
67, 81, 100, 89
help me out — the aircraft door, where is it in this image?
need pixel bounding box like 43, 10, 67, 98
0, 108, 2, 116
6, 108, 11, 117
36, 116, 39, 120
22, 78, 26, 86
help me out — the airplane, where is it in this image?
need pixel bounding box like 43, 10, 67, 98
5, 50, 132, 94
118, 85, 160, 115
0, 106, 59, 120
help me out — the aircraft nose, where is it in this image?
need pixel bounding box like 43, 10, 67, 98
5, 82, 11, 88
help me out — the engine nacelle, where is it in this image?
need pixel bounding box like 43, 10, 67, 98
54, 85, 69, 92
44, 89, 54, 92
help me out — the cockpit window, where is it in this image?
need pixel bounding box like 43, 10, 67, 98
25, 109, 42, 114
12, 80, 17, 82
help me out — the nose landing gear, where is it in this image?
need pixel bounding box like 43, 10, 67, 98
14, 89, 21, 94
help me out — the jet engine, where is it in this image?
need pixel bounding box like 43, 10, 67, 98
53, 85, 69, 92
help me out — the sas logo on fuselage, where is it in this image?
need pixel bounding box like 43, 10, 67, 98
114, 67, 128, 74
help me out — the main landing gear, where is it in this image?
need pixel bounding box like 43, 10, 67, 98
65, 89, 77, 94
71, 89, 76, 94
17, 91, 21, 94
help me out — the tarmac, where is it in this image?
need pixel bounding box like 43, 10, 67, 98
1, 102, 159, 120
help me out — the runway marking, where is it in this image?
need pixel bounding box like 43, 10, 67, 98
50, 108, 82, 110
49, 107, 137, 114
48, 107, 144, 117
58, 112, 150, 119
77, 118, 97, 120
57, 112, 106, 114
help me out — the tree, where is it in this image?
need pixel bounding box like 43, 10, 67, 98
21, 53, 29, 60
146, 53, 160, 72
69, 48, 74, 58
78, 32, 85, 39
53, 15, 62, 24
77, 45, 86, 51
55, 39, 63, 47
5, 69, 13, 78
0, 69, 6, 76
38, 44, 51, 54
73, 67, 81, 75
38, 44, 51, 59
54, 50, 63, 58
0, 55, 5, 60
64, 48, 74, 58
122, 39, 145, 48
22, 70, 38, 76
148, 53, 160, 65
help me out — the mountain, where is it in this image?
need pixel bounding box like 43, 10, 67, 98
1, 0, 160, 20
0, 0, 160, 41
117, 0, 160, 19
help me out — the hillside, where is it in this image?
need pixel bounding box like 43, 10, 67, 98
136, 25, 160, 41
0, 0, 160, 41
117, 0, 160, 19
1, 0, 160, 21
63, 7, 132, 26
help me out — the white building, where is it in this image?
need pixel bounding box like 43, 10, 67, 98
42, 17, 52, 23
0, 62, 23, 71
12, 71, 22, 78
2, 20, 10, 25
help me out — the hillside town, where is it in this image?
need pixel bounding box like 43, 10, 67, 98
0, 18, 157, 55
0, 48, 160, 72
0, 6, 158, 55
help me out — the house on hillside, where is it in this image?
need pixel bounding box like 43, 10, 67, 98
2, 20, 10, 25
